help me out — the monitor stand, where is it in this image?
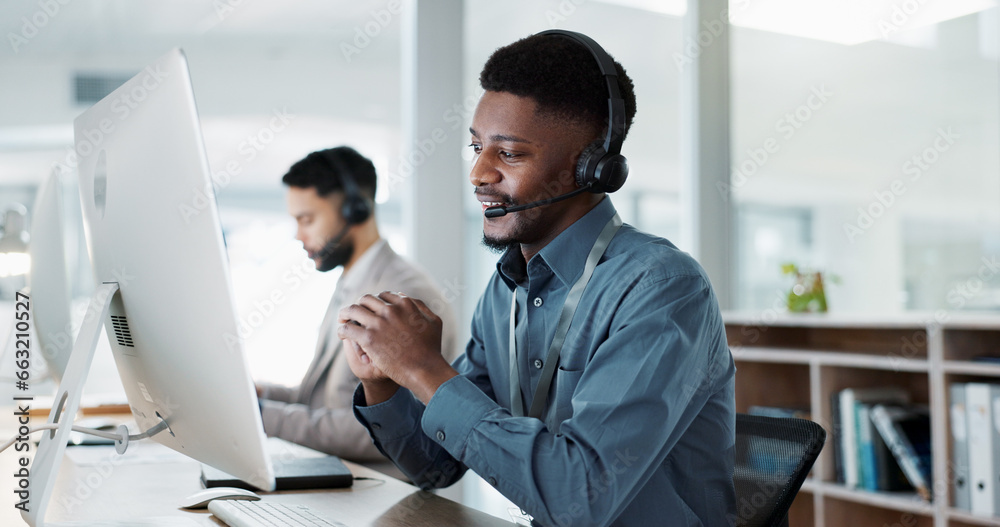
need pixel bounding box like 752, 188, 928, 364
22, 283, 122, 527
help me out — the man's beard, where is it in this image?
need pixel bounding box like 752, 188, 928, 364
481, 211, 535, 255
316, 234, 354, 272
482, 233, 519, 255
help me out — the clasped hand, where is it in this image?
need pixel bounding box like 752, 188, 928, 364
337, 291, 456, 404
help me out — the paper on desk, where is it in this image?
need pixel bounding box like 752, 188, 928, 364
64, 441, 189, 467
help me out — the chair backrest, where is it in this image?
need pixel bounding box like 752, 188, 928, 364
732, 414, 826, 527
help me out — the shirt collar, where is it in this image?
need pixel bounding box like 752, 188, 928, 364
497, 197, 617, 290
339, 238, 388, 292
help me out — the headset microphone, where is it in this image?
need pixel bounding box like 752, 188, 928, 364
317, 222, 351, 257
312, 222, 352, 272
483, 184, 593, 218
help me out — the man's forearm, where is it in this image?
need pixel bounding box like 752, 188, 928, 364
409, 365, 459, 405
359, 379, 400, 406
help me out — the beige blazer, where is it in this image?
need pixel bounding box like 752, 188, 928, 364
258, 240, 458, 462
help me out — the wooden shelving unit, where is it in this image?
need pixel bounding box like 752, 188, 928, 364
724, 311, 1000, 527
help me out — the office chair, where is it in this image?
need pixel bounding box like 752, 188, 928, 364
733, 413, 826, 527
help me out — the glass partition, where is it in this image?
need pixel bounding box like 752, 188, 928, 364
730, 3, 1000, 313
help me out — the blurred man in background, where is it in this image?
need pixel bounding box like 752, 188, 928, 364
256, 146, 458, 465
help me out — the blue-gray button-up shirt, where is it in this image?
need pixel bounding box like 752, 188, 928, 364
355, 198, 736, 526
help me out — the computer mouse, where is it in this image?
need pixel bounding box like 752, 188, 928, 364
179, 487, 261, 509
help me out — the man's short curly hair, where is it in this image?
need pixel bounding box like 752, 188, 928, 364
479, 33, 637, 141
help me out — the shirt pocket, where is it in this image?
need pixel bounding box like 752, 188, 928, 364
550, 366, 584, 428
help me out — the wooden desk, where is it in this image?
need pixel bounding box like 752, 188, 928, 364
0, 420, 514, 526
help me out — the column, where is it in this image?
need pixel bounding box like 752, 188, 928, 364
681, 0, 732, 308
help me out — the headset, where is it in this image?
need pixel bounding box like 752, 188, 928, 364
538, 29, 629, 194
320, 148, 372, 226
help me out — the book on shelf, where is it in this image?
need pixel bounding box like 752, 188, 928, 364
856, 402, 910, 493
964, 383, 1000, 516
834, 387, 909, 489
971, 356, 1000, 364
831, 393, 843, 483
856, 403, 875, 490
950, 383, 971, 512
869, 404, 932, 501
870, 416, 911, 492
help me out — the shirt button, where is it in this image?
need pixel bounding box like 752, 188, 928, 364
488, 477, 498, 486
436, 430, 446, 442
533, 359, 543, 369
371, 423, 381, 431
533, 297, 543, 307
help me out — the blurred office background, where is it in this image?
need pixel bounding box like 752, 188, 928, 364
1, 0, 998, 518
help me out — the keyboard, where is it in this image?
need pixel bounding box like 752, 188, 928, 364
207, 499, 348, 527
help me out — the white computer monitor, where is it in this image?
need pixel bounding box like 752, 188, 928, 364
74, 47, 276, 488
24, 48, 275, 527
27, 168, 73, 384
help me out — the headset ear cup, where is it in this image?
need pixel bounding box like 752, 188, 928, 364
537, 30, 629, 194
595, 154, 628, 193
575, 140, 605, 190
342, 197, 371, 225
